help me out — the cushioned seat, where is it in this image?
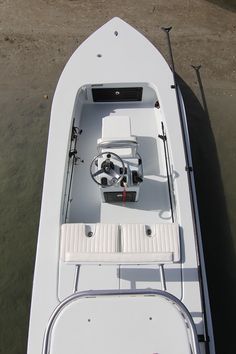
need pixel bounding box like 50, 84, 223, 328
121, 223, 180, 262
97, 115, 137, 157
60, 223, 180, 264
60, 223, 119, 263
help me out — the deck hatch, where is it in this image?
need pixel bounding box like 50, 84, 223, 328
92, 87, 143, 102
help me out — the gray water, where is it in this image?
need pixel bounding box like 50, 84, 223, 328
0, 1, 235, 353
207, 0, 236, 11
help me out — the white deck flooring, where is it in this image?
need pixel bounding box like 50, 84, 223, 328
58, 104, 181, 303
68, 103, 172, 224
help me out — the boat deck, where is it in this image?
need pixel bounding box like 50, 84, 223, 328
50, 293, 193, 354
58, 103, 182, 303
68, 103, 172, 224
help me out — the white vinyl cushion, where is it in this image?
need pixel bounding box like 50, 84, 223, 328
97, 115, 137, 157
102, 115, 132, 139
60, 223, 119, 262
60, 223, 180, 264
121, 223, 180, 262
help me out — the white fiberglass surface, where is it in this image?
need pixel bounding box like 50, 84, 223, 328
68, 103, 171, 224
50, 296, 192, 354
59, 103, 182, 304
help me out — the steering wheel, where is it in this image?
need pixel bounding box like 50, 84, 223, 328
90, 151, 125, 186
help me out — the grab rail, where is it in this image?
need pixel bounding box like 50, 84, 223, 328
42, 289, 201, 354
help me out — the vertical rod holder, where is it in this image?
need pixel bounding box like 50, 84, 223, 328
159, 264, 166, 291
73, 265, 80, 293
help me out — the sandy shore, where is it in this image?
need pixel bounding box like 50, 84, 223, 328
0, 1, 235, 353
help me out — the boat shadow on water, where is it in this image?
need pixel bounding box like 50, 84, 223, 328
178, 74, 236, 354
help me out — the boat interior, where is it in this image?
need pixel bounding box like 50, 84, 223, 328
47, 83, 202, 354
59, 82, 182, 296
64, 83, 172, 224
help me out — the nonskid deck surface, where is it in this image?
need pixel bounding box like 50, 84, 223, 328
68, 103, 171, 224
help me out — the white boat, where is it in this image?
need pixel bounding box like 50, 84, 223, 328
27, 18, 215, 354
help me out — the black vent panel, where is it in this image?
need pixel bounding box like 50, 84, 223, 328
92, 87, 143, 102
104, 191, 136, 203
